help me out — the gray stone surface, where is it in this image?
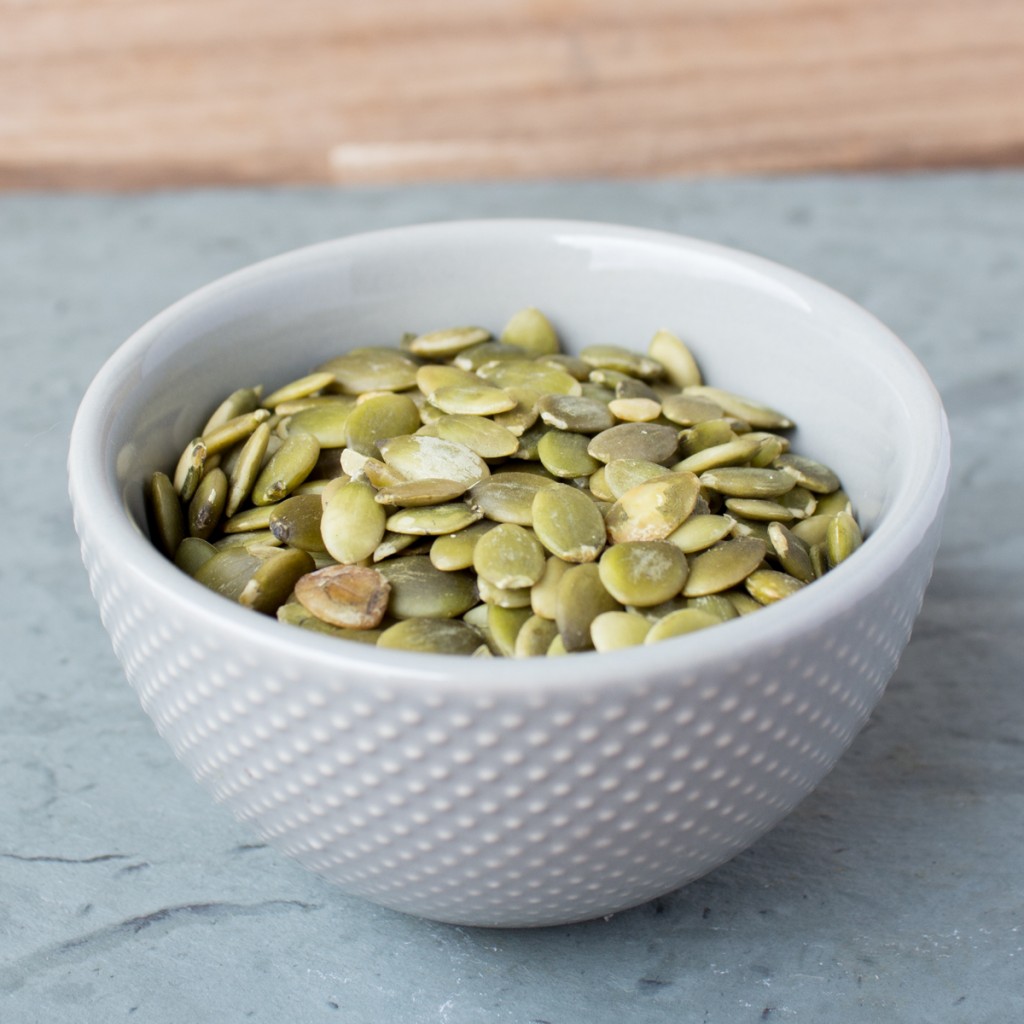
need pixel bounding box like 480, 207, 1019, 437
2, 173, 1022, 1023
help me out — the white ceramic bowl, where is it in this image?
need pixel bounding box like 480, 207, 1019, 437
68, 220, 950, 928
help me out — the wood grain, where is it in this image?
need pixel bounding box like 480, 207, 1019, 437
4, 0, 1023, 190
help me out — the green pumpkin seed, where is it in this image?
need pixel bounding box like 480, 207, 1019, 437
514, 614, 560, 657
687, 594, 739, 621
373, 530, 421, 562
378, 434, 490, 488
386, 502, 483, 536
251, 432, 320, 506
477, 577, 534, 608
767, 521, 817, 583
408, 326, 491, 359
377, 617, 484, 654
225, 421, 271, 516
188, 467, 228, 539
293, 564, 390, 629
268, 493, 326, 552
777, 485, 817, 519
374, 478, 471, 507
597, 541, 688, 607
815, 488, 854, 517
682, 537, 767, 597
429, 521, 498, 571
214, 530, 280, 550
647, 328, 702, 388
603, 458, 673, 499
826, 510, 863, 568
149, 471, 185, 557
473, 523, 546, 589
673, 435, 763, 474
588, 465, 615, 501
538, 352, 591, 381
790, 513, 835, 546
608, 396, 661, 422
486, 604, 533, 656
660, 392, 724, 426
684, 385, 794, 430
262, 371, 336, 409
555, 563, 621, 652
728, 515, 773, 544
202, 409, 272, 456
321, 479, 387, 564
319, 347, 419, 394
452, 340, 524, 371
174, 535, 217, 575
416, 363, 479, 395
748, 433, 789, 468
173, 437, 207, 501
580, 344, 662, 380
605, 471, 700, 543
276, 601, 382, 643
537, 430, 602, 479
375, 555, 477, 619
418, 413, 520, 459
500, 307, 561, 356
775, 453, 841, 494
587, 422, 679, 465
590, 610, 652, 651
699, 467, 796, 498
665, 513, 734, 553
675, 419, 737, 459
468, 471, 558, 525
745, 568, 806, 604
477, 358, 582, 398
547, 633, 569, 656
726, 590, 763, 616
201, 386, 262, 435
723, 497, 797, 522
427, 383, 517, 416
644, 607, 720, 643
536, 394, 616, 434
344, 392, 422, 459
531, 483, 608, 563
283, 399, 356, 448
530, 556, 572, 619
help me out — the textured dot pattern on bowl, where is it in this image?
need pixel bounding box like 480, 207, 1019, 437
68, 220, 950, 927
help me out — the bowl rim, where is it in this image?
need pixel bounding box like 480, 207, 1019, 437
69, 218, 951, 695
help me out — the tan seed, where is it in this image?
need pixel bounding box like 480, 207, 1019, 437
294, 564, 391, 629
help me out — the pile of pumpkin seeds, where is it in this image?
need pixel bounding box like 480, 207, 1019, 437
147, 308, 863, 656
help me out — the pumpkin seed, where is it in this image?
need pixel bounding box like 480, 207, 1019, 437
555, 563, 621, 652
745, 568, 806, 604
149, 471, 184, 557
472, 523, 547, 590
588, 422, 679, 465
666, 513, 734, 553
373, 531, 421, 562
188, 467, 228, 540
468, 471, 558, 525
767, 521, 817, 582
530, 556, 572, 619
682, 537, 767, 597
777, 485, 816, 519
826, 510, 863, 568
379, 434, 490, 488
277, 601, 382, 643
687, 594, 739, 621
225, 421, 271, 516
429, 521, 498, 571
513, 614, 560, 657
222, 505, 276, 534
684, 385, 793, 430
815, 489, 854, 517
699, 467, 796, 498
427, 383, 517, 416
320, 479, 387, 564
647, 328, 702, 388
486, 604, 533, 656
173, 437, 207, 501
202, 409, 272, 456
262, 371, 336, 409
537, 393, 616, 434
386, 502, 482, 536
660, 392, 724, 426
377, 617, 484, 654
775, 453, 841, 494
268, 493, 326, 552
319, 347, 419, 394
294, 564, 390, 629
202, 386, 262, 435
500, 307, 561, 356
531, 483, 608, 563
590, 610, 652, 651
477, 577, 534, 608
452, 340, 524, 371
418, 414, 520, 459
537, 429, 602, 479
344, 392, 422, 459
283, 400, 356, 448
251, 432, 320, 506
416, 363, 479, 396
605, 471, 700, 543
240, 546, 316, 614
790, 513, 835, 546
374, 478, 471, 507
580, 344, 662, 380
673, 435, 763, 474
174, 535, 217, 575
598, 541, 689, 607
408, 326, 491, 359
375, 555, 477, 619
644, 607, 719, 643
723, 498, 797, 522
603, 458, 671, 499
608, 396, 661, 422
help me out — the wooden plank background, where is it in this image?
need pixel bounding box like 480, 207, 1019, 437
4, 0, 1024, 191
